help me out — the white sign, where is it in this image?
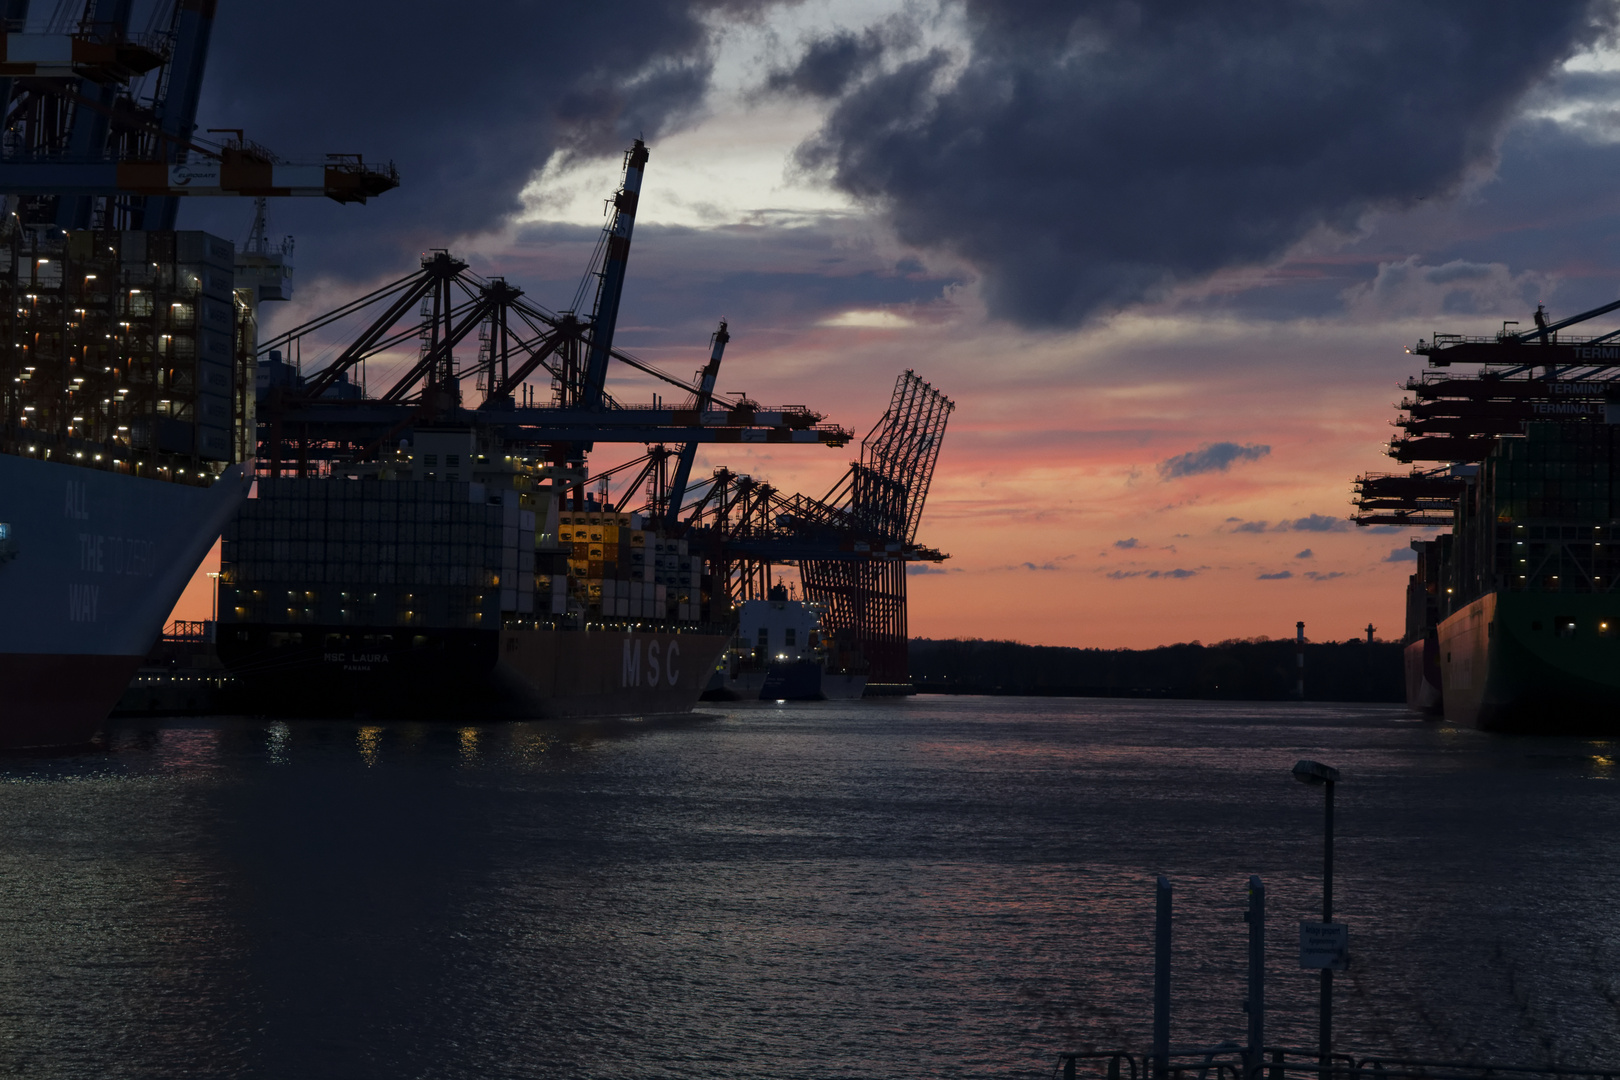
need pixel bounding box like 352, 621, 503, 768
1299, 921, 1348, 970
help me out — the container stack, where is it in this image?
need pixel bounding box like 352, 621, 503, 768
221, 478, 534, 633
0, 227, 247, 468
554, 510, 706, 622
1442, 421, 1620, 607
1484, 421, 1618, 525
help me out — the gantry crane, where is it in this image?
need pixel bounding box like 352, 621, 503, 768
663, 371, 954, 689
1355, 295, 1620, 525
248, 141, 953, 690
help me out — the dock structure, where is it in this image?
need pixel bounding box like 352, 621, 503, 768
1057, 1048, 1620, 1080
1064, 807, 1613, 1080
246, 142, 953, 694
0, 0, 955, 698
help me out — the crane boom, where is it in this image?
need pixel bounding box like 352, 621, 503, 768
579, 139, 647, 411
665, 320, 728, 527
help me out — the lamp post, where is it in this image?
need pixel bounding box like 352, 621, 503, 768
1292, 759, 1340, 1071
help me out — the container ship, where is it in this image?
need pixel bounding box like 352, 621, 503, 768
0, 226, 252, 747
0, 2, 398, 746
1355, 310, 1620, 732
215, 427, 729, 717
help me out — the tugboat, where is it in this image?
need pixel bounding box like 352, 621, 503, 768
703, 584, 868, 701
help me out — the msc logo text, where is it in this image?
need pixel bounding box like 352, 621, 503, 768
622, 638, 681, 688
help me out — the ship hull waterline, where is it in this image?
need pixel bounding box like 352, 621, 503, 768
1403, 633, 1443, 715
0, 453, 248, 748
1437, 591, 1620, 733
217, 623, 730, 720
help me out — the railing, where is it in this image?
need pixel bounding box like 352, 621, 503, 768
1056, 1049, 1620, 1080
162, 619, 213, 642
1056, 1050, 1142, 1080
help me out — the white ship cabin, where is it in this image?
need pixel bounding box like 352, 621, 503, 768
736, 586, 822, 664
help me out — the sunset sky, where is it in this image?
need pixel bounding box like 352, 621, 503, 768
170, 0, 1620, 648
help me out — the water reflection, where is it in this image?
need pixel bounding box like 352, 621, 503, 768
267, 720, 290, 766
0, 700, 1608, 1077
356, 724, 383, 767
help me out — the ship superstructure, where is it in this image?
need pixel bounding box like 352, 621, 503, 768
704, 586, 867, 701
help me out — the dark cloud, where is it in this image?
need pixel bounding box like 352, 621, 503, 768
1289, 514, 1351, 533
495, 217, 962, 346
1158, 442, 1270, 480
1232, 521, 1269, 533
1177, 113, 1620, 325
791, 0, 1616, 326
1385, 546, 1420, 563
1303, 571, 1346, 580
907, 564, 952, 575
183, 0, 763, 278
1107, 568, 1198, 579
766, 26, 895, 98
1294, 548, 1314, 559
1113, 537, 1139, 549
1258, 571, 1293, 580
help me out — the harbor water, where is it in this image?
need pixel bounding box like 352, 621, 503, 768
0, 697, 1616, 1077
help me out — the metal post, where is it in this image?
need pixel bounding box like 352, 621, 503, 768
1153, 875, 1171, 1080
1320, 780, 1335, 1070
1245, 875, 1265, 1080
1295, 621, 1305, 699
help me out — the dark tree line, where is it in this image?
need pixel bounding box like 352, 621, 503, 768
909, 637, 1405, 702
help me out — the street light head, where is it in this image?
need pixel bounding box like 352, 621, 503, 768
1292, 759, 1340, 786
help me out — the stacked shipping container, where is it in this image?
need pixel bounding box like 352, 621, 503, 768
221, 478, 534, 632
0, 227, 247, 471
554, 510, 706, 622
1439, 422, 1620, 618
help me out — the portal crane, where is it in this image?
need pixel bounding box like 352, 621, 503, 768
1355, 295, 1620, 524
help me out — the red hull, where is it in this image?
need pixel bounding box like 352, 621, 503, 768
0, 653, 144, 748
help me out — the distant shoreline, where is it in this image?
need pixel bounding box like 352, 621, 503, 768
909, 636, 1405, 703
